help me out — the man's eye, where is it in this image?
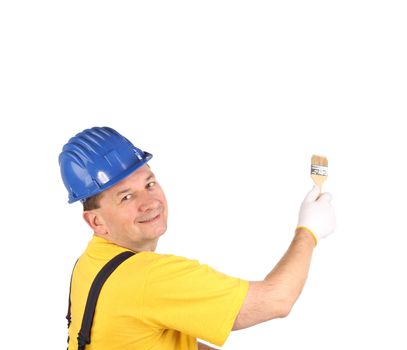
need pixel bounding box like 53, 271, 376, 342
147, 182, 156, 189
122, 194, 132, 201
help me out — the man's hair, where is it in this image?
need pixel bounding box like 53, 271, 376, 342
82, 193, 102, 211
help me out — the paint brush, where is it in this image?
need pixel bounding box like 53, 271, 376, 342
311, 155, 328, 191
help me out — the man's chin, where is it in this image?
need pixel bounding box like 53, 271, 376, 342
152, 224, 167, 238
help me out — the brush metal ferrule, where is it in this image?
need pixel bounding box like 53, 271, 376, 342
311, 164, 328, 176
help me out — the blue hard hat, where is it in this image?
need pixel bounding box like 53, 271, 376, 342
59, 126, 152, 203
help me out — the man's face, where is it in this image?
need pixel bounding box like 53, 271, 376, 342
93, 165, 168, 251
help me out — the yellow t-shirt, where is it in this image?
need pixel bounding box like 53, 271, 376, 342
68, 236, 249, 350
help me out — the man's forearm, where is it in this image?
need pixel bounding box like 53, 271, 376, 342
233, 228, 315, 330
233, 185, 335, 331
264, 227, 316, 307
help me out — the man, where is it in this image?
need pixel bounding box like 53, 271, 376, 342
59, 126, 336, 350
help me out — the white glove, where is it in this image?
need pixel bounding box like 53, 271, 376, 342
297, 185, 336, 244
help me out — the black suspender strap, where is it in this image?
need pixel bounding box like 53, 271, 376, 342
67, 259, 79, 329
67, 251, 135, 350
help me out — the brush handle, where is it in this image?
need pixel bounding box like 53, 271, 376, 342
311, 174, 326, 192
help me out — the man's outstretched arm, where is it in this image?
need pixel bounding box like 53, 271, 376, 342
233, 186, 336, 330
233, 227, 315, 330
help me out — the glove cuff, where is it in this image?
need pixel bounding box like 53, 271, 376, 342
296, 226, 318, 246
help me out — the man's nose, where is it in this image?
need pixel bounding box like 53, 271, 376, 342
138, 193, 159, 212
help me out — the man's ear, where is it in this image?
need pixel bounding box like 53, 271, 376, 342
83, 210, 108, 236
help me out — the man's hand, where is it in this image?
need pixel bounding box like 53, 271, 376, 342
297, 185, 336, 244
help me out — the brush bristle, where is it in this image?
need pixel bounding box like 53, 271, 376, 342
311, 155, 328, 167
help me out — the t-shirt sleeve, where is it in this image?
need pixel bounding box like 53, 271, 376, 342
141, 254, 249, 347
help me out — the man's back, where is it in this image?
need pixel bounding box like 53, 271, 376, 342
68, 235, 248, 350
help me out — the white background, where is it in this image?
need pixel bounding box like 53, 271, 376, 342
1, 1, 406, 349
